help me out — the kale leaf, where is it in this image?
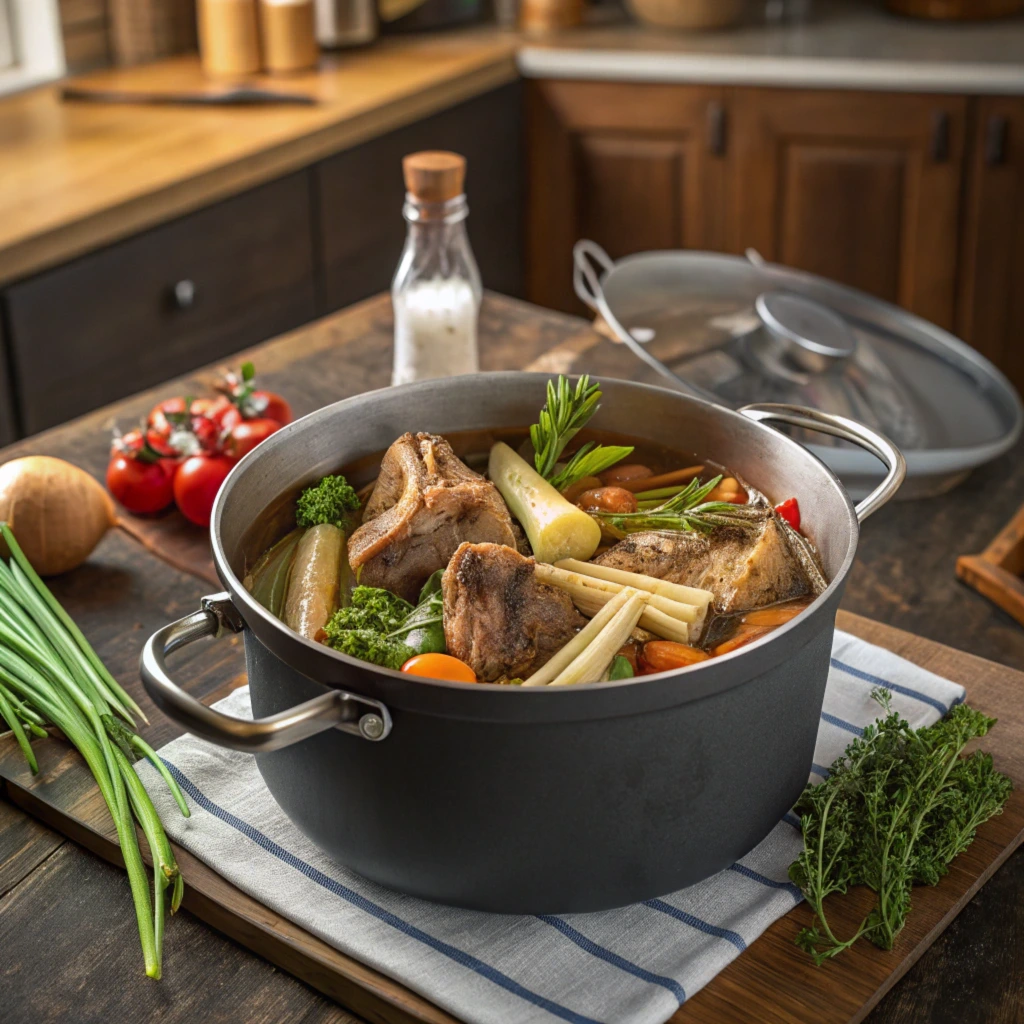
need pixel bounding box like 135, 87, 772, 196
321, 576, 447, 669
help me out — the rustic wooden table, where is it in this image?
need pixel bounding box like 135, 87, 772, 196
1, 294, 1022, 1024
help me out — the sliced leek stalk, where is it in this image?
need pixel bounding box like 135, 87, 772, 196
554, 558, 712, 638
548, 590, 647, 687
535, 563, 689, 643
555, 558, 712, 609
521, 588, 634, 688
534, 562, 698, 624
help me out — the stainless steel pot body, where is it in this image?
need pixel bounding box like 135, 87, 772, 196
142, 374, 904, 913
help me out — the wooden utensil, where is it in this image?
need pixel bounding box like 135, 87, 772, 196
957, 502, 1024, 627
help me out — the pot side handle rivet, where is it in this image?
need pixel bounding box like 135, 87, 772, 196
358, 714, 386, 741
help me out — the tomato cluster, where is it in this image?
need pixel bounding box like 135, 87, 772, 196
106, 363, 292, 527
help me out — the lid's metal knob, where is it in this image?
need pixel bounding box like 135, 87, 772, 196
755, 291, 856, 374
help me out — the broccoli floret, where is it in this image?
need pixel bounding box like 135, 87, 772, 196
322, 586, 415, 668
325, 628, 414, 670
296, 475, 361, 530
325, 586, 412, 635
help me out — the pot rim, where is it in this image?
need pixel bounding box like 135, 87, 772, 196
210, 372, 860, 698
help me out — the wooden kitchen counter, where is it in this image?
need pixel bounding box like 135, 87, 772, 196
0, 30, 517, 286
1, 292, 1023, 1024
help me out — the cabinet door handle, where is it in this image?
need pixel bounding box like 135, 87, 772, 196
985, 115, 1009, 166
172, 279, 196, 309
707, 102, 727, 157
930, 111, 951, 163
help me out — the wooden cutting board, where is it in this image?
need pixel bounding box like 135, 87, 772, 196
1, 611, 1022, 1024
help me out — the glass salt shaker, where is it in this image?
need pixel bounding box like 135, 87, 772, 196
391, 151, 482, 386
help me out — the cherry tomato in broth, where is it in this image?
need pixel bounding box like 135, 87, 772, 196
401, 653, 477, 683
575, 486, 638, 514
639, 641, 710, 674
560, 476, 603, 504
598, 464, 653, 486
173, 455, 235, 527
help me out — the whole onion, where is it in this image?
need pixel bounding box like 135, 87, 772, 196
0, 456, 115, 575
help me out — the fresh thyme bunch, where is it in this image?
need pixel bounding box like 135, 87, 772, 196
789, 688, 1012, 964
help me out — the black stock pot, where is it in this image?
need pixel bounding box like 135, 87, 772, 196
140, 374, 904, 913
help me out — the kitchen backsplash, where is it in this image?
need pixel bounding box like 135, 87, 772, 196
59, 0, 196, 72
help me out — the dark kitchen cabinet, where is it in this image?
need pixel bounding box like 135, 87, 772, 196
524, 82, 1024, 396
730, 89, 967, 332
957, 97, 1024, 394
5, 173, 316, 436
527, 82, 966, 332
525, 79, 726, 313
316, 84, 523, 313
0, 315, 15, 446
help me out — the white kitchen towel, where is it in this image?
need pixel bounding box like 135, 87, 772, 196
137, 630, 966, 1024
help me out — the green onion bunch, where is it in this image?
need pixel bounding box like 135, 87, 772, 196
0, 522, 189, 979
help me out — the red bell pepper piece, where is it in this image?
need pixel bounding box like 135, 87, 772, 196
775, 497, 801, 531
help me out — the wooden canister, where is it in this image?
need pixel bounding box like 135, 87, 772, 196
198, 0, 261, 78
520, 0, 584, 32
259, 0, 319, 73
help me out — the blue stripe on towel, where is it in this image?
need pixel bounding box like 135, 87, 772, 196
727, 864, 802, 902
642, 900, 747, 952
829, 658, 952, 716
820, 711, 864, 736
538, 916, 687, 1005
810, 762, 830, 779
162, 760, 603, 1024
783, 811, 801, 830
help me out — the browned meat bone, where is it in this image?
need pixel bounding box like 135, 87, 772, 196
347, 433, 517, 602
443, 542, 586, 682
595, 506, 818, 614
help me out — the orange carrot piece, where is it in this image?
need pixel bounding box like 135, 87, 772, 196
619, 465, 704, 493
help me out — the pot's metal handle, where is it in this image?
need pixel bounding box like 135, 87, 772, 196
139, 593, 392, 752
738, 403, 906, 523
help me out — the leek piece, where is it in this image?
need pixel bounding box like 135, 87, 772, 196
521, 588, 636, 688
548, 591, 647, 687
488, 442, 602, 565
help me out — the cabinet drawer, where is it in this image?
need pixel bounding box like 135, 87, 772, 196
6, 173, 316, 435
316, 83, 523, 312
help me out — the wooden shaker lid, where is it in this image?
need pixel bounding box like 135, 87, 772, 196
403, 151, 466, 202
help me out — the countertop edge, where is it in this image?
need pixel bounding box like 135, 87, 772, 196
516, 47, 1024, 95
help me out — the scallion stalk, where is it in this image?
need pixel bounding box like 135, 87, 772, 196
0, 522, 187, 978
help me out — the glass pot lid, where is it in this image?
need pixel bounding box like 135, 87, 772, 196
573, 243, 1022, 490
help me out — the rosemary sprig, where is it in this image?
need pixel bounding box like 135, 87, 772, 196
530, 375, 633, 489
548, 442, 635, 492
591, 475, 762, 536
